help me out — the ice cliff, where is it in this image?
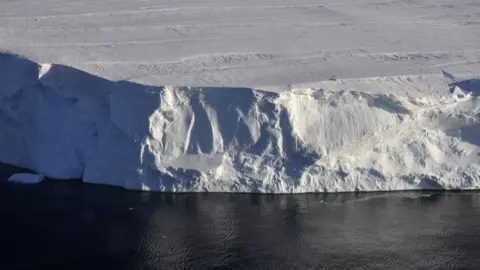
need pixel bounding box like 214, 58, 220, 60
1, 52, 480, 192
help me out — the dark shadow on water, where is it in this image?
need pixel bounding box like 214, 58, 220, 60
2, 179, 480, 270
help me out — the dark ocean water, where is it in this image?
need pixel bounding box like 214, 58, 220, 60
2, 178, 480, 270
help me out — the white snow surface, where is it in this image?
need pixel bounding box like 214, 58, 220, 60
1, 0, 480, 192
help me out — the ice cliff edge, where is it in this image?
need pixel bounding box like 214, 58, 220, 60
1, 52, 480, 192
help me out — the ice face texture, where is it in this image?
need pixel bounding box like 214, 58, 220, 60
1, 0, 480, 192
1, 53, 479, 192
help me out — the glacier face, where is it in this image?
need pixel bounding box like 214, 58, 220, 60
1, 52, 480, 192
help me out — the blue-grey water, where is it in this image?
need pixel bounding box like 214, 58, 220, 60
2, 179, 480, 269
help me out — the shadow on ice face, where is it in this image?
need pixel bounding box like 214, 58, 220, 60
453, 79, 480, 96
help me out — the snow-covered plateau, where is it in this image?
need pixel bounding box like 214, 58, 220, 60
1, 0, 480, 192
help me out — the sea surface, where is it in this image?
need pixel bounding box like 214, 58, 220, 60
2, 179, 480, 269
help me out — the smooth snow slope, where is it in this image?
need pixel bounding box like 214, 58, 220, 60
1, 0, 480, 192
1, 0, 480, 89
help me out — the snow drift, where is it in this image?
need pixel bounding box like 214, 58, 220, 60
1, 52, 480, 192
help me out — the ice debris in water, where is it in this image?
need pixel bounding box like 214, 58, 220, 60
8, 173, 45, 184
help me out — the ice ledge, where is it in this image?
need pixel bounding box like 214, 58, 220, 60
1, 52, 480, 193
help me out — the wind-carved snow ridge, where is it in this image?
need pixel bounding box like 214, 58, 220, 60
1, 52, 480, 192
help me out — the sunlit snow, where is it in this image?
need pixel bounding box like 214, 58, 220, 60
1, 0, 479, 192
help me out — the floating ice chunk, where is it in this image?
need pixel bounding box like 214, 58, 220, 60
8, 173, 45, 184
